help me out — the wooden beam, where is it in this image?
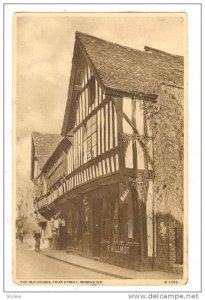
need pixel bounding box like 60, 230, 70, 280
74, 84, 83, 92
123, 112, 154, 169
132, 99, 138, 170
106, 87, 158, 102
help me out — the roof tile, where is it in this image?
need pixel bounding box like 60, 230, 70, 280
32, 132, 62, 169
76, 31, 184, 94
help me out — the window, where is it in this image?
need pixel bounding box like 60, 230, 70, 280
87, 77, 96, 107
102, 199, 114, 241
83, 115, 97, 163
175, 226, 183, 264
119, 204, 128, 241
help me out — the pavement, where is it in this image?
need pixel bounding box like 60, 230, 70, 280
39, 245, 183, 280
15, 240, 115, 280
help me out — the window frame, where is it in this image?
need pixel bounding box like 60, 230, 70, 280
83, 115, 97, 163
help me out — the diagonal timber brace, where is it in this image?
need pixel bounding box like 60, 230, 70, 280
123, 112, 154, 169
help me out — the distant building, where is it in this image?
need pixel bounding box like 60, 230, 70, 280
31, 32, 184, 273
16, 185, 38, 237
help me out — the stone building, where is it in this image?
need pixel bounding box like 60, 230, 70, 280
31, 32, 184, 273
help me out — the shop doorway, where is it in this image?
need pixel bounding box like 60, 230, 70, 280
92, 200, 101, 257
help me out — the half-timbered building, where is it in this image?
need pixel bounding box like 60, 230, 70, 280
31, 32, 184, 273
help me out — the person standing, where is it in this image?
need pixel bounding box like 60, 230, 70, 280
61, 218, 67, 249
53, 218, 60, 249
52, 227, 58, 250
48, 217, 54, 249
33, 229, 41, 252
58, 218, 63, 249
19, 227, 24, 244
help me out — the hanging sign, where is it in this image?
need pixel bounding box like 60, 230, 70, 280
120, 178, 135, 202
120, 188, 130, 202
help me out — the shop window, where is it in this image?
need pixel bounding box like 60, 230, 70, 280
175, 226, 183, 264
83, 115, 97, 163
72, 208, 82, 243
102, 199, 114, 241
119, 204, 128, 242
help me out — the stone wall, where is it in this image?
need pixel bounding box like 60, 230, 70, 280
153, 84, 184, 272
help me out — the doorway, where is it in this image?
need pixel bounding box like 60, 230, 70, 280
92, 200, 101, 257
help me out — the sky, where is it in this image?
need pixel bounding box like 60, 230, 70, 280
14, 12, 186, 198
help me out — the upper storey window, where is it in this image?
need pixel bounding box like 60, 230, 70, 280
83, 115, 97, 163
87, 76, 96, 108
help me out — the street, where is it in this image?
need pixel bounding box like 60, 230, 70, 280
15, 240, 115, 280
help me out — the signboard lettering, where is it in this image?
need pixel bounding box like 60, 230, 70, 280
107, 244, 130, 255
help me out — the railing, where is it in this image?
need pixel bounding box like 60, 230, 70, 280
35, 148, 119, 211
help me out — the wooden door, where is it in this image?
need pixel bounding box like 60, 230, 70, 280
92, 200, 101, 257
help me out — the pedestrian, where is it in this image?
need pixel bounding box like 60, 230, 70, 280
33, 229, 41, 252
53, 218, 60, 249
47, 219, 53, 249
52, 227, 58, 250
19, 227, 24, 244
61, 218, 67, 249
58, 218, 63, 250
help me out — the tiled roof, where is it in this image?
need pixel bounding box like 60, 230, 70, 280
76, 32, 184, 95
32, 132, 62, 169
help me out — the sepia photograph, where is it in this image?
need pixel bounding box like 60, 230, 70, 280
13, 12, 187, 286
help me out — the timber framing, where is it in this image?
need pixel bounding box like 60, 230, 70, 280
31, 31, 184, 274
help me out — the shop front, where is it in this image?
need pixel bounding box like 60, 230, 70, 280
62, 184, 118, 258
99, 177, 155, 271
42, 175, 154, 271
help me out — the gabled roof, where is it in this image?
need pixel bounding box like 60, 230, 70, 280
31, 132, 62, 169
76, 31, 184, 95
41, 133, 73, 172
61, 31, 184, 135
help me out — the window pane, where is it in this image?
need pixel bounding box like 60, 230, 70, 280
82, 125, 87, 140
102, 199, 114, 241
92, 114, 96, 124
87, 126, 91, 136
87, 118, 91, 128
119, 204, 128, 241
83, 141, 87, 163
92, 145, 97, 158
92, 124, 96, 134
92, 133, 96, 145
119, 221, 128, 241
